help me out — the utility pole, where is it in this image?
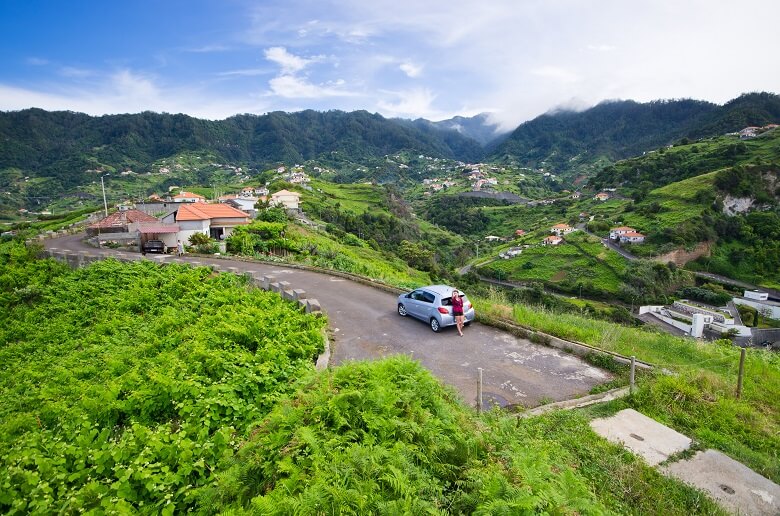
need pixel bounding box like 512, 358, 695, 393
101, 174, 109, 217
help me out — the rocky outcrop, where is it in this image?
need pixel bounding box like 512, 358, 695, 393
654, 241, 712, 266
722, 195, 754, 216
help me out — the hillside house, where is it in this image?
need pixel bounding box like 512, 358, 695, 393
739, 127, 760, 139
550, 223, 574, 236
87, 209, 158, 236
270, 189, 301, 210
619, 231, 646, 244
172, 191, 206, 203
167, 202, 249, 242
515, 229, 526, 236
594, 192, 610, 201
542, 235, 563, 246
220, 194, 258, 213
499, 247, 523, 259
609, 226, 636, 240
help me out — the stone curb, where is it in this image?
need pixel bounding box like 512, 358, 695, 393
519, 387, 630, 418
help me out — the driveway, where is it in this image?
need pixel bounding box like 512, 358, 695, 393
44, 234, 613, 408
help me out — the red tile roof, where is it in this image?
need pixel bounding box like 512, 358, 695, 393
611, 226, 635, 231
89, 209, 158, 229
176, 202, 250, 221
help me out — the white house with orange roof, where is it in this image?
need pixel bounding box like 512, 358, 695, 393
594, 192, 610, 201
164, 202, 250, 242
619, 231, 646, 244
171, 191, 206, 203
610, 226, 636, 240
550, 223, 575, 236
270, 189, 301, 210
543, 235, 563, 246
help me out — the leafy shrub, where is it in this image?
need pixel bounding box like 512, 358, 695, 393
0, 252, 325, 512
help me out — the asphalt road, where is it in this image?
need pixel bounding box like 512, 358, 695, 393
45, 234, 612, 408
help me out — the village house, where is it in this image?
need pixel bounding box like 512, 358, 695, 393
739, 127, 760, 139
499, 246, 523, 259
594, 192, 610, 201
609, 226, 636, 240
619, 231, 646, 244
270, 189, 301, 211
550, 223, 574, 236
171, 191, 206, 203
542, 235, 563, 246
515, 229, 526, 237
165, 202, 250, 242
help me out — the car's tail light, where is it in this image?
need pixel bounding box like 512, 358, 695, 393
437, 307, 449, 314
466, 303, 472, 310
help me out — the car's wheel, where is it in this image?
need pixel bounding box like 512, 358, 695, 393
398, 304, 408, 317
430, 317, 441, 332
464, 321, 472, 327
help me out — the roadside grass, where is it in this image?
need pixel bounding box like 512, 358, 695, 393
472, 288, 780, 483
263, 223, 430, 289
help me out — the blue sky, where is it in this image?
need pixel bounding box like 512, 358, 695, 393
1, 0, 778, 130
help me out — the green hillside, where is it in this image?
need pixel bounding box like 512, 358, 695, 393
492, 92, 780, 178
479, 232, 629, 296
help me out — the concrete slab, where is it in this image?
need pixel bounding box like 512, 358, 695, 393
590, 409, 691, 466
662, 449, 780, 516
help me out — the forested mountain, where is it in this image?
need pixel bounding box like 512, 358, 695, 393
0, 108, 483, 192
401, 113, 508, 146
490, 92, 780, 173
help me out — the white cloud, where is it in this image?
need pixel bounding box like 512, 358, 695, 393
0, 70, 270, 120
586, 44, 616, 52
218, 68, 268, 77
264, 46, 318, 74
377, 88, 438, 118
268, 74, 354, 98
399, 62, 422, 78
530, 66, 581, 84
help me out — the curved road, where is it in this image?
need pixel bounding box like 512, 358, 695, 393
45, 234, 612, 408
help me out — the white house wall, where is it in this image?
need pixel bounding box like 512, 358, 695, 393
178, 220, 209, 244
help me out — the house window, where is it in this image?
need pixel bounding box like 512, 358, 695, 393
210, 227, 224, 240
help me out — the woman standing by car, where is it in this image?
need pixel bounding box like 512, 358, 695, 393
452, 289, 465, 337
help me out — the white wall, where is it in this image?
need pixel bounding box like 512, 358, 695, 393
734, 298, 780, 319
178, 220, 209, 244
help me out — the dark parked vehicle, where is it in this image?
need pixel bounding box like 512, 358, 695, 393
142, 239, 165, 253
397, 284, 475, 332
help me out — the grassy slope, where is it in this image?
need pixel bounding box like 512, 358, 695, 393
475, 289, 780, 483
481, 232, 628, 295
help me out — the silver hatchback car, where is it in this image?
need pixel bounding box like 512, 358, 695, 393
397, 284, 476, 332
